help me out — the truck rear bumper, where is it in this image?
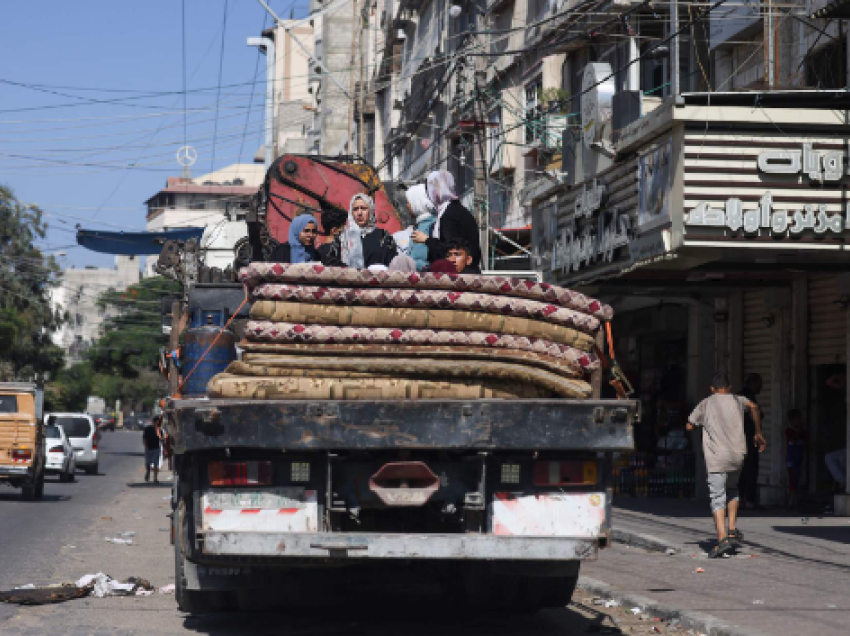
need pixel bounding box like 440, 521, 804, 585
171, 398, 636, 452
201, 531, 599, 561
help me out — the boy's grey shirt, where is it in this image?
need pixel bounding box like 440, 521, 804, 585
689, 394, 749, 473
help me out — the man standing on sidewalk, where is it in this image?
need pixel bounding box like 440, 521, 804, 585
687, 373, 766, 558
142, 417, 161, 484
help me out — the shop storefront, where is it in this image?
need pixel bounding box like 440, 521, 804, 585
533, 91, 850, 508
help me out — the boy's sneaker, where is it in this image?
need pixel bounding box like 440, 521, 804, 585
708, 538, 733, 559
728, 528, 744, 544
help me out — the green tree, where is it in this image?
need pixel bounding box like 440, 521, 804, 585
87, 276, 178, 377
0, 184, 65, 381
85, 276, 177, 410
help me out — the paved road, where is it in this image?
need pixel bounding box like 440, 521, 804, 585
0, 428, 147, 591
0, 431, 680, 635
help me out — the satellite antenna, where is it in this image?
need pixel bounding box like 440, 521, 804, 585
176, 145, 197, 179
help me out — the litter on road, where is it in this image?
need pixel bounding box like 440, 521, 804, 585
105, 537, 133, 545
0, 584, 90, 606
77, 573, 136, 598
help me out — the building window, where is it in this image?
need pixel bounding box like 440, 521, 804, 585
488, 175, 513, 230
806, 39, 845, 89
525, 77, 543, 145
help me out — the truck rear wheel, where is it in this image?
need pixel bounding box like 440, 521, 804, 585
522, 574, 579, 610
174, 493, 232, 614
21, 484, 36, 501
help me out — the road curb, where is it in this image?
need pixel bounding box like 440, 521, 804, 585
577, 576, 771, 636
611, 528, 679, 554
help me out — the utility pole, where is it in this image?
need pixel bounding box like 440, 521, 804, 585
358, 3, 366, 157
347, 0, 358, 152
450, 5, 490, 270
472, 65, 489, 271
765, 0, 776, 87
671, 0, 679, 96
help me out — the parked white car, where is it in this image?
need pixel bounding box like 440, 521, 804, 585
44, 413, 98, 475
43, 424, 76, 482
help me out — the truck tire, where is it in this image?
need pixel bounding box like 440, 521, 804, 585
174, 493, 231, 614
21, 483, 36, 501
85, 464, 98, 475
522, 574, 579, 610
34, 476, 44, 500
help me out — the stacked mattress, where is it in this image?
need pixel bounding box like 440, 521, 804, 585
207, 263, 612, 400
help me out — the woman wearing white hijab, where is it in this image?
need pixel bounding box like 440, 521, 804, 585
341, 193, 398, 269
402, 184, 436, 271
411, 170, 481, 272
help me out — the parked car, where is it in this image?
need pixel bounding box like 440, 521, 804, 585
91, 413, 114, 432
43, 424, 76, 482
134, 413, 152, 432
45, 413, 98, 475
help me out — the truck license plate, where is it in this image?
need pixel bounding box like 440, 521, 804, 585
201, 488, 318, 533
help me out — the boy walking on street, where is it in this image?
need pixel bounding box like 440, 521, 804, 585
687, 373, 766, 558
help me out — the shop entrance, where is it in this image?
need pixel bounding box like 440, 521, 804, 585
809, 365, 847, 494
611, 304, 695, 498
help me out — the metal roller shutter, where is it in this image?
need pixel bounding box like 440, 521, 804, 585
742, 290, 773, 484
808, 275, 846, 366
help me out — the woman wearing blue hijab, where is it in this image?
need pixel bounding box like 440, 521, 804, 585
247, 213, 320, 263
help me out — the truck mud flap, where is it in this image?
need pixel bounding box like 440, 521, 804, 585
200, 532, 598, 561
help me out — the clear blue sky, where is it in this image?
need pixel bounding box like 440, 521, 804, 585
0, 0, 310, 268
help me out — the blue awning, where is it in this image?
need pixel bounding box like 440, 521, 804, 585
76, 227, 205, 255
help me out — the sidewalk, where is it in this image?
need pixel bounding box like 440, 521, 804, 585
582, 497, 850, 636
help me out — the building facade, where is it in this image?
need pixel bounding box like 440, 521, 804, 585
143, 164, 264, 275
51, 256, 141, 365
522, 1, 850, 508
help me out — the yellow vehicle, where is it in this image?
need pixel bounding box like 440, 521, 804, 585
0, 382, 45, 500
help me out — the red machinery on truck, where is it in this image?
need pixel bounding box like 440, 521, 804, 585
155, 155, 637, 613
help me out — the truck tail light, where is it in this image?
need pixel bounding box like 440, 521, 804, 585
208, 461, 272, 486
92, 440, 98, 451
49, 446, 65, 453
534, 461, 597, 486
12, 449, 32, 462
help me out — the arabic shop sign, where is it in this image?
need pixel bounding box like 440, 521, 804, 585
686, 143, 850, 236
687, 193, 846, 235
551, 208, 631, 273
758, 143, 844, 182
574, 179, 606, 218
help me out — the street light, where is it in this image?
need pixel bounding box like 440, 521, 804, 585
247, 36, 275, 169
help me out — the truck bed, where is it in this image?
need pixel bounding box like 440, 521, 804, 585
170, 398, 637, 452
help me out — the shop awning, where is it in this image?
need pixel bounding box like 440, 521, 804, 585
76, 227, 205, 255
810, 0, 850, 19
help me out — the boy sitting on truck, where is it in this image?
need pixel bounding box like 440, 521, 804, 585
444, 238, 480, 275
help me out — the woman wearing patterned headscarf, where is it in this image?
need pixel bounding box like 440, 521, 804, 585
341, 193, 398, 269
411, 169, 481, 272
